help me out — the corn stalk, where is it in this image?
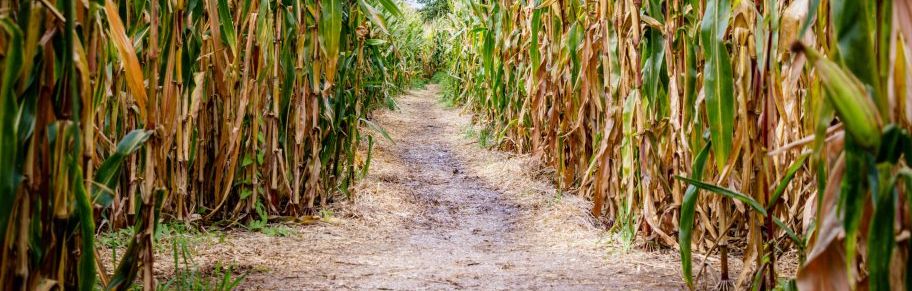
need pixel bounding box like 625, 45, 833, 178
0, 0, 424, 289
436, 0, 912, 289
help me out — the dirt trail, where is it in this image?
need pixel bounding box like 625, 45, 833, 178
186, 86, 686, 290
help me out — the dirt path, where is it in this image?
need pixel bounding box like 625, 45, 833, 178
184, 86, 686, 290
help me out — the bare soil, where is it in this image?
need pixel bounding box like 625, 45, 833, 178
165, 86, 688, 290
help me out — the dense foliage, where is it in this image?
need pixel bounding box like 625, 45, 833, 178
0, 0, 426, 289
417, 0, 450, 21
435, 0, 912, 289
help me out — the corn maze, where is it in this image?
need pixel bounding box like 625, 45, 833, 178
2, 0, 912, 289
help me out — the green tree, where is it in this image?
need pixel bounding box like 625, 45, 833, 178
418, 0, 449, 21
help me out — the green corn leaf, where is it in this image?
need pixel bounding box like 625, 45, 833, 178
217, 0, 238, 57
768, 152, 811, 209
320, 0, 342, 84
320, 0, 343, 55
361, 136, 374, 178
868, 165, 896, 291
568, 21, 582, 86
482, 28, 494, 78
92, 129, 152, 207
679, 142, 711, 290
360, 0, 390, 35
374, 0, 402, 17
840, 134, 871, 282
0, 17, 23, 263
773, 216, 804, 252
70, 144, 96, 291
832, 0, 885, 116
642, 0, 667, 117
903, 169, 912, 291
799, 0, 821, 37
683, 34, 700, 150
360, 118, 394, 143
675, 176, 768, 217
876, 125, 910, 164
700, 0, 735, 172
530, 5, 541, 76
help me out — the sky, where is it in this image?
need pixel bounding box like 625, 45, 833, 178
403, 0, 423, 9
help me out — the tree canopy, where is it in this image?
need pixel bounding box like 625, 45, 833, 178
418, 0, 449, 21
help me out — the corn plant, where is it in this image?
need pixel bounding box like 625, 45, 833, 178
436, 0, 912, 289
0, 0, 424, 289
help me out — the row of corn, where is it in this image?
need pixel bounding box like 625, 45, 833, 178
0, 0, 428, 289
434, 0, 912, 289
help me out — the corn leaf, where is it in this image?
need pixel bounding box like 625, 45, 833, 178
71, 155, 96, 291
104, 0, 149, 122
679, 142, 712, 290
840, 135, 869, 281
768, 152, 811, 209
876, 125, 910, 164
320, 0, 343, 84
675, 176, 768, 216
700, 0, 735, 171
0, 17, 23, 252
799, 0, 821, 37
773, 216, 805, 251
868, 164, 896, 291
217, 0, 238, 57
360, 0, 390, 35
92, 130, 153, 207
904, 169, 912, 291
360, 118, 394, 144
530, 5, 542, 76
374, 0, 403, 17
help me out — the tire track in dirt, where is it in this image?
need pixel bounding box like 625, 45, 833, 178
189, 86, 686, 290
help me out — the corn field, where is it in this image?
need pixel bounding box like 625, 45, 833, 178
435, 0, 912, 289
4, 0, 912, 289
0, 0, 427, 289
